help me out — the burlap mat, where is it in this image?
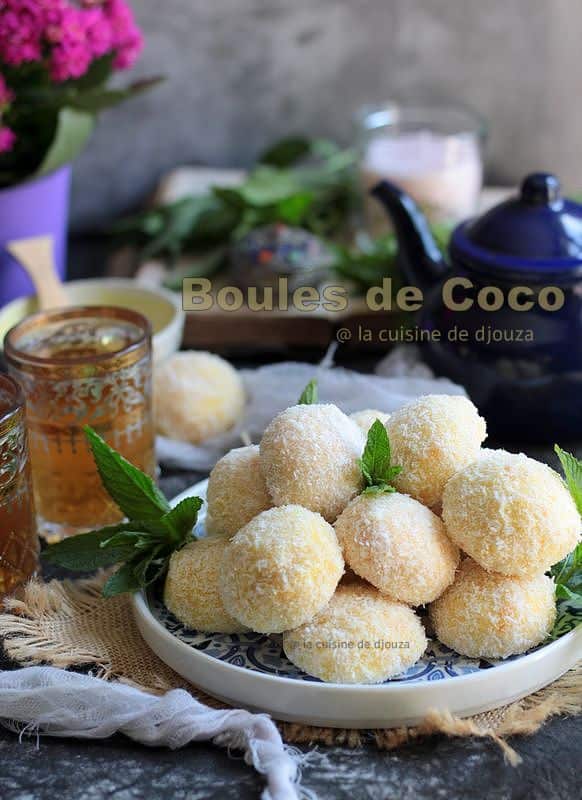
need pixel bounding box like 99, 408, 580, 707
0, 573, 580, 763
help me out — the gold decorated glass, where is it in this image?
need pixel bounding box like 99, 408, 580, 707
5, 306, 156, 540
0, 373, 39, 595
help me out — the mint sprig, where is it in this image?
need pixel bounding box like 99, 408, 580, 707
555, 445, 582, 516
44, 426, 202, 597
84, 425, 170, 520
298, 378, 318, 405
358, 419, 402, 495
547, 445, 582, 639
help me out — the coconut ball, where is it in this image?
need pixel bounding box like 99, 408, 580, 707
442, 449, 580, 576
164, 537, 247, 633
334, 492, 459, 605
430, 558, 556, 659
154, 351, 245, 444
386, 394, 486, 508
260, 404, 364, 522
350, 409, 391, 436
206, 446, 272, 536
283, 581, 427, 683
220, 505, 344, 633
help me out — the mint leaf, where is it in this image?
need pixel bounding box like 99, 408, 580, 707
162, 497, 202, 544
102, 562, 142, 598
298, 379, 318, 405
358, 419, 402, 495
84, 426, 170, 520
548, 541, 582, 640
554, 445, 582, 516
44, 524, 139, 570
363, 482, 396, 496
44, 428, 204, 597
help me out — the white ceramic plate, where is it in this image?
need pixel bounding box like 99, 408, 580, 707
132, 480, 582, 728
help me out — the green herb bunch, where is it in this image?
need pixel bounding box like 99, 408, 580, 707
44, 427, 202, 597
112, 136, 357, 269
549, 446, 582, 636
358, 419, 402, 495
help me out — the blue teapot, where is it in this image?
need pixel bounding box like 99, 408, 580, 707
372, 173, 582, 441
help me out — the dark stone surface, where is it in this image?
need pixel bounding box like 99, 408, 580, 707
0, 712, 580, 799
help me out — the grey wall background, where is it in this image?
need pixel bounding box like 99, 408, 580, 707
70, 0, 582, 232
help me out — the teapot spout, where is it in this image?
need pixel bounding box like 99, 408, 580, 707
371, 180, 449, 291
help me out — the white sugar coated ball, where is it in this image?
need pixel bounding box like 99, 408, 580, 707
429, 558, 556, 658
442, 449, 580, 576
259, 404, 364, 522
164, 538, 248, 633
206, 445, 272, 536
283, 581, 427, 683
386, 394, 487, 508
334, 492, 459, 605
349, 409, 391, 436
154, 351, 245, 444
219, 505, 344, 633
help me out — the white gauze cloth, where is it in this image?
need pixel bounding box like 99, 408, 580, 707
157, 345, 465, 470
0, 667, 313, 800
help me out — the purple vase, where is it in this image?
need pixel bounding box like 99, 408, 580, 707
0, 165, 71, 308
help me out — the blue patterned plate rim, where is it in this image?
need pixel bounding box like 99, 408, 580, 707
135, 479, 582, 691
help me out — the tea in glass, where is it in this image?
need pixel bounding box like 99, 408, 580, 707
6, 306, 156, 539
0, 373, 39, 595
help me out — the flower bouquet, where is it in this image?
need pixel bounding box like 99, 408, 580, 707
0, 0, 159, 304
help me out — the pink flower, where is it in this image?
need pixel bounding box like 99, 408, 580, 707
0, 0, 144, 80
0, 126, 16, 153
103, 0, 143, 69
84, 7, 113, 58
0, 2, 44, 66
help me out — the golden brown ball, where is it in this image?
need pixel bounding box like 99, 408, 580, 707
283, 581, 427, 683
430, 558, 556, 658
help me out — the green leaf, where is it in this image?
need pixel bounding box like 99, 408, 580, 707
35, 107, 95, 177
235, 166, 303, 207
298, 379, 318, 405
360, 420, 392, 482
43, 524, 138, 570
548, 542, 582, 640
358, 419, 401, 494
84, 426, 170, 521
276, 191, 314, 225
162, 497, 203, 541
67, 77, 163, 113
102, 562, 142, 598
363, 482, 396, 496
258, 136, 312, 167
554, 445, 582, 516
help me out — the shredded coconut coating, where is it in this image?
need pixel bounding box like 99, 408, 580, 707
386, 394, 487, 508
349, 409, 391, 435
164, 538, 247, 633
334, 493, 459, 605
283, 581, 427, 683
206, 445, 272, 536
154, 351, 245, 444
259, 404, 365, 522
219, 505, 344, 633
429, 558, 556, 659
442, 449, 581, 576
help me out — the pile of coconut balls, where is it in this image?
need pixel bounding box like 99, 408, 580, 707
163, 393, 581, 684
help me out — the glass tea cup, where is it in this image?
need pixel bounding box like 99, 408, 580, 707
0, 373, 39, 596
357, 102, 486, 234
5, 305, 156, 540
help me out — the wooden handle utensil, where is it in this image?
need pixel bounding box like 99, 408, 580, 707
6, 235, 69, 310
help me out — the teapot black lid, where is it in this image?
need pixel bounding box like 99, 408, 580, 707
451, 173, 582, 273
